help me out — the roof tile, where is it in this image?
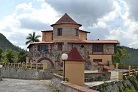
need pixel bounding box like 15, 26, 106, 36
51, 13, 82, 26
67, 47, 84, 62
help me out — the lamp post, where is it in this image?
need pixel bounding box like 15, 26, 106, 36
61, 53, 68, 81
0, 65, 2, 81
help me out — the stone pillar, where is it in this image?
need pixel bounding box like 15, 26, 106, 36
0, 65, 2, 81
116, 63, 119, 69
118, 71, 123, 80
43, 64, 47, 71
128, 65, 131, 76
65, 47, 84, 86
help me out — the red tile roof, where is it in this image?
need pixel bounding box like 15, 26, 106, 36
68, 40, 119, 44
80, 30, 90, 33
41, 29, 90, 34
27, 41, 54, 48
67, 47, 84, 62
51, 13, 82, 26
41, 30, 53, 32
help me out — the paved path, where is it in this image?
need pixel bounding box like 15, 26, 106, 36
0, 78, 52, 92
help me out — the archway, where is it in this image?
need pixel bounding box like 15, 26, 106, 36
37, 57, 54, 67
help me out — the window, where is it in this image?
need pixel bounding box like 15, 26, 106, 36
57, 43, 62, 51
92, 44, 103, 52
57, 28, 62, 36
75, 28, 79, 36
93, 59, 102, 63
38, 45, 48, 52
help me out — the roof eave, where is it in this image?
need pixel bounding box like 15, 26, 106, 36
51, 23, 82, 27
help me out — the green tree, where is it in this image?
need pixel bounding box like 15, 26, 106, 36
26, 32, 41, 45
17, 51, 27, 63
4, 49, 17, 63
0, 48, 3, 61
113, 46, 130, 64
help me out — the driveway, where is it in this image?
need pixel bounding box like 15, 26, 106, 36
0, 78, 52, 92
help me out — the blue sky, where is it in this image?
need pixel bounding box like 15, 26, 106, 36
1, 0, 138, 49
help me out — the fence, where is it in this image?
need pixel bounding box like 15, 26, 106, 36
123, 68, 138, 78
0, 62, 47, 71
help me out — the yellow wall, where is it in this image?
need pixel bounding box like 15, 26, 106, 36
89, 55, 112, 64
79, 31, 87, 40
42, 32, 53, 41
65, 61, 84, 86
42, 32, 46, 41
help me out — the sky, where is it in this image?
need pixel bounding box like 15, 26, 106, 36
1, 0, 138, 49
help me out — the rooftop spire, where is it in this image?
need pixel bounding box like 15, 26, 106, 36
51, 13, 82, 26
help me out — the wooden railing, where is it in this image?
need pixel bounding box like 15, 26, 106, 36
0, 62, 47, 70
122, 68, 138, 79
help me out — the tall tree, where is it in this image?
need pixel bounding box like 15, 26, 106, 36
0, 48, 3, 61
17, 51, 27, 63
26, 32, 41, 45
4, 50, 16, 63
113, 46, 130, 64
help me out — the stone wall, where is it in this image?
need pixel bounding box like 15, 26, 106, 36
51, 74, 98, 92
0, 68, 2, 81
85, 72, 111, 82
90, 74, 138, 92
2, 67, 53, 80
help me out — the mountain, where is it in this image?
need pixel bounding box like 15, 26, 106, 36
0, 33, 23, 51
122, 46, 138, 66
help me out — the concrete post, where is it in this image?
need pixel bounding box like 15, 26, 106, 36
36, 64, 38, 70
43, 64, 47, 71
13, 63, 16, 67
116, 63, 119, 69
128, 65, 131, 76
118, 71, 123, 80
0, 65, 2, 81
25, 63, 28, 69
65, 47, 85, 85
18, 63, 20, 68
30, 63, 32, 69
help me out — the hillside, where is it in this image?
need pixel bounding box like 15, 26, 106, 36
0, 33, 23, 51
122, 46, 138, 66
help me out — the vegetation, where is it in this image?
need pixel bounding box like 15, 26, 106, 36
0, 33, 27, 63
122, 46, 138, 66
26, 32, 41, 45
91, 74, 138, 92
0, 48, 27, 63
113, 46, 130, 65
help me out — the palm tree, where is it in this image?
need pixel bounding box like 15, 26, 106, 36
26, 32, 41, 45
5, 49, 15, 63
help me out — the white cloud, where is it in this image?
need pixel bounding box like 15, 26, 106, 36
0, 1, 59, 49
1, 0, 138, 49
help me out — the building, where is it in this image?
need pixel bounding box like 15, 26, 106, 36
27, 13, 119, 69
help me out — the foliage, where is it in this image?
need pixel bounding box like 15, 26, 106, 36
4, 49, 17, 63
113, 46, 130, 64
26, 32, 41, 45
0, 48, 3, 61
48, 84, 61, 92
121, 46, 138, 66
17, 50, 27, 63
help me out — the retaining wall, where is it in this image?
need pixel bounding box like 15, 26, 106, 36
85, 72, 111, 82
2, 67, 53, 80
51, 74, 98, 92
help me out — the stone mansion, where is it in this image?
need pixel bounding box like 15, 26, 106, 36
27, 13, 119, 69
